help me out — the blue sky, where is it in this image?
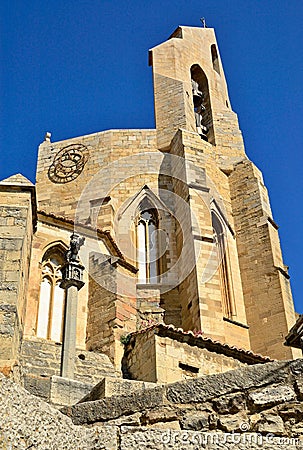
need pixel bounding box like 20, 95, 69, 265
1, 1, 302, 311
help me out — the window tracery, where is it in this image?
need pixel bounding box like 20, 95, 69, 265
36, 247, 65, 342
136, 205, 159, 283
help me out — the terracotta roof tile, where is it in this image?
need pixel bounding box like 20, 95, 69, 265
129, 323, 273, 364
37, 210, 137, 273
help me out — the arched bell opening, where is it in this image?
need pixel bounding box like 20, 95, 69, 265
190, 64, 215, 145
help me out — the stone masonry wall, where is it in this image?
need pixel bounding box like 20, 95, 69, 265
229, 159, 299, 360
2, 360, 303, 449
168, 128, 250, 349
87, 253, 137, 372
0, 186, 34, 380
122, 327, 157, 381
21, 337, 116, 401
154, 334, 246, 383
169, 131, 201, 333
63, 359, 303, 449
123, 328, 248, 384
87, 255, 118, 362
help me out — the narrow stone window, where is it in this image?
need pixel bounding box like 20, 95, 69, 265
36, 246, 66, 342
137, 202, 159, 283
211, 44, 220, 74
212, 212, 233, 318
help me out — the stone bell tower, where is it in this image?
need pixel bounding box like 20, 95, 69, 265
150, 26, 243, 155
149, 26, 300, 360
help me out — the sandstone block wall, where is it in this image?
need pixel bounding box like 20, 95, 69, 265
169, 129, 250, 348
2, 356, 303, 449
21, 337, 116, 400
63, 359, 303, 449
123, 327, 251, 384
122, 327, 157, 382
36, 130, 158, 223
229, 159, 300, 360
0, 182, 35, 380
87, 253, 137, 372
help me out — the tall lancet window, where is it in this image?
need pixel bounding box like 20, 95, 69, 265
212, 212, 233, 319
36, 246, 66, 342
137, 203, 159, 283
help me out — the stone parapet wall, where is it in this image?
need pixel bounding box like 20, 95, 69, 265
87, 253, 137, 372
122, 327, 157, 381
122, 325, 270, 384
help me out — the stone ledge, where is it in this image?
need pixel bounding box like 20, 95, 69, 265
50, 376, 93, 407
63, 360, 303, 427
2, 360, 303, 448
166, 360, 293, 404
63, 385, 166, 425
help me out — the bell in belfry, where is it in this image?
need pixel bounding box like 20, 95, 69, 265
191, 79, 204, 106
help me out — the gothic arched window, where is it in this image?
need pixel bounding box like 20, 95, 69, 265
137, 204, 159, 283
36, 246, 66, 342
212, 212, 233, 318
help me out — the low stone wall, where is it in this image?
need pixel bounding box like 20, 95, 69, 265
64, 359, 303, 447
21, 337, 116, 400
0, 187, 34, 380
2, 360, 303, 449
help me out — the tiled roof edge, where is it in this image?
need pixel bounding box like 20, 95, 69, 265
129, 323, 273, 364
37, 210, 137, 273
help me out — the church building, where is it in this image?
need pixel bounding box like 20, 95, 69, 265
0, 25, 300, 404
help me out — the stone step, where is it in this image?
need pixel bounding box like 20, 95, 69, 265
78, 376, 158, 403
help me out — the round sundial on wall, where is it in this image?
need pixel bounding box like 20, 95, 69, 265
48, 143, 89, 183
